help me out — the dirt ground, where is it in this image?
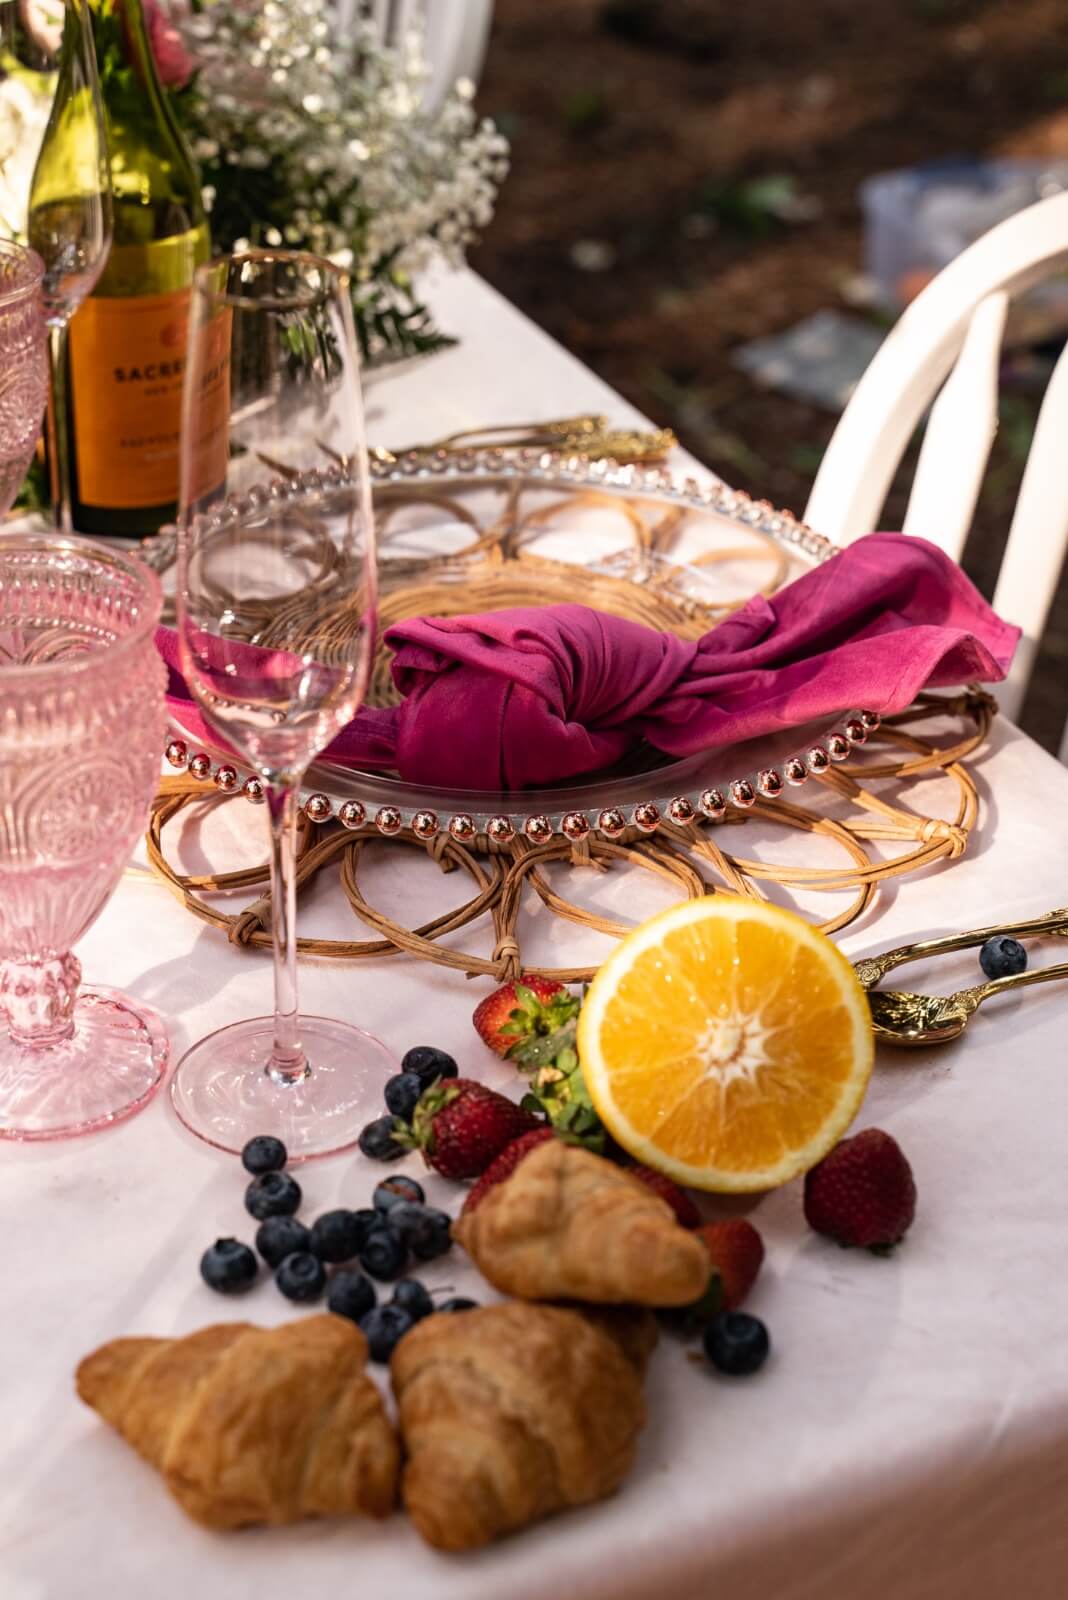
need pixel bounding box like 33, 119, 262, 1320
471, 0, 1068, 752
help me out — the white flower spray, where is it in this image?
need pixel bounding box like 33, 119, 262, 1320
173, 1, 509, 360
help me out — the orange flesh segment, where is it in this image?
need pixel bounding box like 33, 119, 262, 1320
596, 912, 863, 1176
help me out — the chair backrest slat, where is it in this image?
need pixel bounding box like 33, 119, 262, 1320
803, 322, 968, 545
392, 0, 424, 44
807, 192, 1068, 545
423, 1, 493, 111
336, 0, 493, 113
804, 191, 1068, 754
901, 292, 1007, 561
992, 333, 1068, 723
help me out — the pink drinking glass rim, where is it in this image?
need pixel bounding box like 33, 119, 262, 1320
0, 239, 44, 305
193, 247, 352, 313
0, 534, 163, 682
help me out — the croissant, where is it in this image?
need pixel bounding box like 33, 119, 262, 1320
76, 1314, 399, 1529
392, 1301, 654, 1550
453, 1140, 711, 1306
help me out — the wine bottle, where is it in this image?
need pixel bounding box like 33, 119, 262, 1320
67, 0, 209, 536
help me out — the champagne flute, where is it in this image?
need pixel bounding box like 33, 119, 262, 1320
5, 0, 113, 530
171, 249, 396, 1159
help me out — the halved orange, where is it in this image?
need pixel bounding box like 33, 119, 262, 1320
578, 895, 874, 1192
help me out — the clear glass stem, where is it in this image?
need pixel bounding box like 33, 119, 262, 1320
264, 781, 309, 1084
0, 952, 81, 1047
45, 322, 73, 534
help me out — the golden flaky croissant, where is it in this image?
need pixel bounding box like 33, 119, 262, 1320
76, 1314, 399, 1529
453, 1140, 711, 1306
392, 1300, 654, 1550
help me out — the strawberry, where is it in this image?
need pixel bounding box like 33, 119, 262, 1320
407, 1078, 541, 1181
461, 1127, 557, 1215
502, 993, 605, 1152
472, 976, 578, 1058
625, 1165, 701, 1229
803, 1128, 916, 1250
694, 1220, 765, 1311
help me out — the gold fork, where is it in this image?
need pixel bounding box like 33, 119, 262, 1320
853, 907, 1068, 990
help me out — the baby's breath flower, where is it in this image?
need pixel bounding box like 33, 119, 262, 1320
172, 0, 507, 357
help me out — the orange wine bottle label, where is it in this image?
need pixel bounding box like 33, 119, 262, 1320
69, 285, 226, 510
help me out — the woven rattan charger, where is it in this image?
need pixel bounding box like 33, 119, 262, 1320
145, 451, 995, 982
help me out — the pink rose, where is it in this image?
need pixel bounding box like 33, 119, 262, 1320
143, 0, 196, 90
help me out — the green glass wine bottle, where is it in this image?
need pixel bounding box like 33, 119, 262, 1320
67, 0, 209, 536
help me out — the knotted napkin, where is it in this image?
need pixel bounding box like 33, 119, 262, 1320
158, 532, 1018, 790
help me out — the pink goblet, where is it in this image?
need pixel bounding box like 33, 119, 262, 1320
0, 240, 48, 518
0, 536, 169, 1140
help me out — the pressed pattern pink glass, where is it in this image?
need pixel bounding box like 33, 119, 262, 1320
0, 536, 169, 1140
0, 241, 48, 518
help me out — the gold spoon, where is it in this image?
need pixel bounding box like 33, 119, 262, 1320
867, 961, 1068, 1046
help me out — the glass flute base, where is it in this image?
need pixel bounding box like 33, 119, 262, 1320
0, 986, 170, 1141
170, 1015, 398, 1160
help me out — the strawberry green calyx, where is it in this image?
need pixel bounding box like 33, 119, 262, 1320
511, 1017, 605, 1151
499, 982, 581, 1049
408, 1079, 464, 1155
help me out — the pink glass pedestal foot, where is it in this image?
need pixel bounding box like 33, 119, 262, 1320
0, 986, 169, 1140
170, 1015, 397, 1160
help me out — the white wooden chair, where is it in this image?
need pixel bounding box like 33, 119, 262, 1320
803, 191, 1068, 759
334, 1, 495, 114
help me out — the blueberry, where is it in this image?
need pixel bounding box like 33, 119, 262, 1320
373, 1175, 426, 1214
389, 1202, 452, 1261
979, 935, 1028, 981
384, 1072, 424, 1122
386, 1200, 422, 1232
359, 1225, 408, 1282
200, 1237, 258, 1294
240, 1135, 287, 1174
244, 1170, 302, 1220
327, 1269, 377, 1323
390, 1278, 434, 1322
255, 1215, 311, 1267
411, 1216, 453, 1262
358, 1115, 406, 1162
351, 1207, 380, 1246
359, 1304, 413, 1363
400, 1045, 458, 1089
275, 1251, 326, 1303
438, 1296, 479, 1313
309, 1209, 364, 1264
703, 1312, 770, 1376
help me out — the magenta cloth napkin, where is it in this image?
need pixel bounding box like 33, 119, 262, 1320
159, 532, 1019, 789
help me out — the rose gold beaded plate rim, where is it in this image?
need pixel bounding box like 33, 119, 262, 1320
148, 691, 992, 979
147, 449, 881, 842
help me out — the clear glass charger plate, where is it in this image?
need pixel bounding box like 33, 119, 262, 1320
145, 447, 879, 840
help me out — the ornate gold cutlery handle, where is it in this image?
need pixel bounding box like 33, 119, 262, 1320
854, 907, 1068, 990
385, 415, 678, 464
955, 958, 1068, 1012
